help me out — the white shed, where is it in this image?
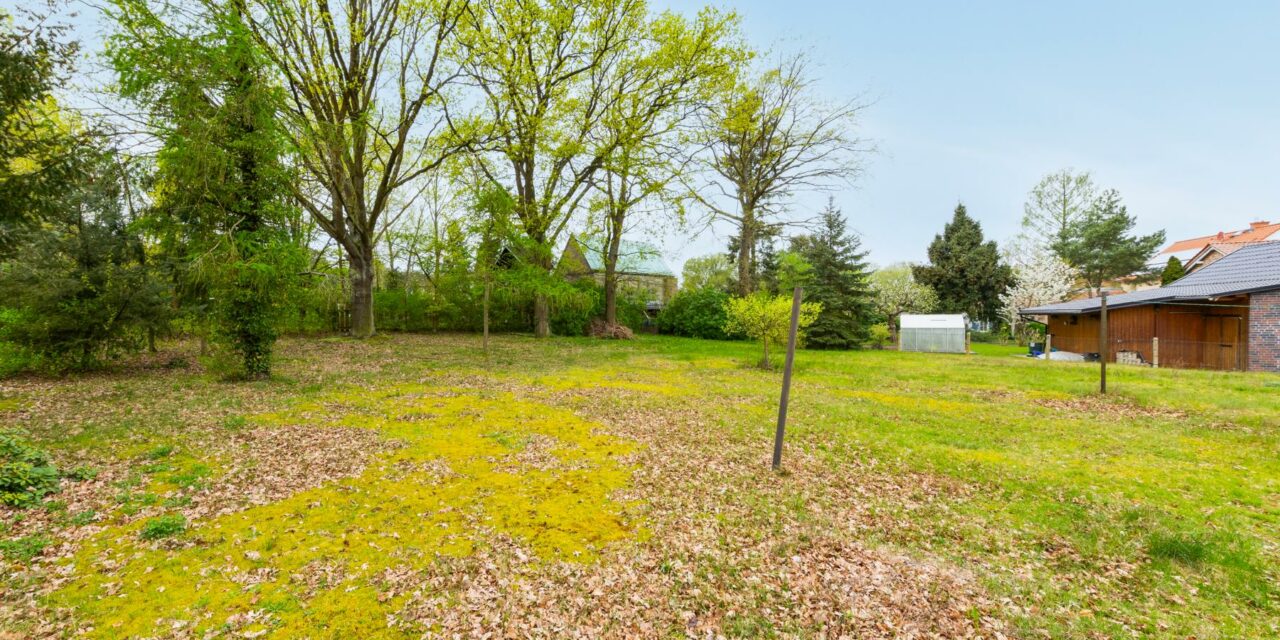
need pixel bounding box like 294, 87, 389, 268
898, 314, 969, 354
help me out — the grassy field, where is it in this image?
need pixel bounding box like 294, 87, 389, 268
2, 334, 1278, 638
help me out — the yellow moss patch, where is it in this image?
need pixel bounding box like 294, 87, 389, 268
836, 389, 976, 415
50, 386, 640, 638
524, 360, 690, 396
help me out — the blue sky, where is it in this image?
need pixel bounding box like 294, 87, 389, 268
19, 0, 1279, 272
657, 0, 1280, 269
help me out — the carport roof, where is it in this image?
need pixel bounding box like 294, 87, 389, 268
1021, 241, 1280, 315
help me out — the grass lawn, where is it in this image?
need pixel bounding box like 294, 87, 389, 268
2, 334, 1278, 638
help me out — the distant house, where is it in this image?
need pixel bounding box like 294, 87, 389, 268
1022, 242, 1280, 372
558, 235, 677, 305
1154, 220, 1280, 270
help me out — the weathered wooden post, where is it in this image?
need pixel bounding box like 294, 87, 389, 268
773, 287, 803, 471
1045, 333, 1052, 361
1099, 291, 1109, 394
1152, 336, 1159, 368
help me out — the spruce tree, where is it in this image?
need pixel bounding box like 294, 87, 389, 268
790, 199, 875, 349
913, 204, 1012, 323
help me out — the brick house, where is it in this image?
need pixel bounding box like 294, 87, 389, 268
1022, 242, 1280, 372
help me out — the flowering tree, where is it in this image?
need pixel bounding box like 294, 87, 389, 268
724, 294, 821, 369
1000, 253, 1077, 341
869, 265, 938, 341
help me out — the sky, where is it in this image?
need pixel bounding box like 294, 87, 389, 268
15, 0, 1280, 276
653, 0, 1280, 271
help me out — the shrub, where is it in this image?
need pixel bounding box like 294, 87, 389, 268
140, 514, 187, 540
724, 294, 822, 369
658, 288, 732, 340
0, 430, 61, 507
868, 323, 892, 349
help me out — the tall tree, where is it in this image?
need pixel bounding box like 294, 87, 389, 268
789, 198, 874, 349
1021, 168, 1096, 251
913, 204, 1012, 323
455, 0, 647, 337
1054, 189, 1165, 296
692, 53, 868, 295
870, 264, 937, 342
110, 0, 304, 378
590, 7, 740, 326
0, 5, 83, 254
239, 0, 469, 338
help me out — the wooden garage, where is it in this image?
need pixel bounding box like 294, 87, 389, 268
1022, 242, 1280, 373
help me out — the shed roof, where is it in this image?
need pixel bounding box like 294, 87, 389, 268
1022, 241, 1280, 315
569, 235, 675, 277
900, 314, 968, 329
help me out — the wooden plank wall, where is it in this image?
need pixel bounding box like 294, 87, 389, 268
1044, 295, 1250, 370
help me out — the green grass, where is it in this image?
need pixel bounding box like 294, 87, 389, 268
4, 333, 1279, 637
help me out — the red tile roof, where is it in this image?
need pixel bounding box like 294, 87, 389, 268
1161, 220, 1280, 254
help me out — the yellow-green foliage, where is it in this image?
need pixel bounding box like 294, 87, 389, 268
51, 386, 639, 638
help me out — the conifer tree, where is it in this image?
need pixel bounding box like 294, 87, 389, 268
913, 204, 1012, 323
1161, 255, 1186, 285
790, 199, 874, 349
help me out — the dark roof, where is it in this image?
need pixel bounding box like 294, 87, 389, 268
565, 235, 675, 277
1022, 241, 1280, 315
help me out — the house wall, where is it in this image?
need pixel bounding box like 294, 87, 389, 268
588, 273, 676, 304
1248, 291, 1280, 372
1046, 296, 1250, 370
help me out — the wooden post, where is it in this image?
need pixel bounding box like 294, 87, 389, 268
1045, 333, 1052, 361
1099, 291, 1108, 394
772, 287, 803, 471
1152, 336, 1159, 368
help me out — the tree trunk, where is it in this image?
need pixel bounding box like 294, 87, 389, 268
533, 295, 550, 338
483, 279, 491, 351
604, 230, 622, 326
737, 210, 755, 296
349, 242, 376, 338
760, 337, 770, 369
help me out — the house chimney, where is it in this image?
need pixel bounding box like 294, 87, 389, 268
1216, 231, 1225, 240
1250, 220, 1270, 229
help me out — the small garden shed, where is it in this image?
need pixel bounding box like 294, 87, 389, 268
899, 314, 969, 353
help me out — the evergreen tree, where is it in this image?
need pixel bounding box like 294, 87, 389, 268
913, 204, 1013, 323
790, 199, 874, 349
1053, 189, 1165, 295
1160, 255, 1186, 285
110, 0, 304, 378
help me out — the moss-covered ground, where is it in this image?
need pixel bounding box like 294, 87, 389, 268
2, 334, 1278, 637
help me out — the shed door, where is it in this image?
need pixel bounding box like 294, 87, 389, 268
1204, 316, 1242, 370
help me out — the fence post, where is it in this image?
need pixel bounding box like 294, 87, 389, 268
772, 287, 803, 471
1152, 336, 1159, 368
1099, 292, 1108, 394
1045, 333, 1052, 361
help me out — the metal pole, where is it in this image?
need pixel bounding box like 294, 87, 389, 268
772, 287, 803, 471
1099, 291, 1108, 394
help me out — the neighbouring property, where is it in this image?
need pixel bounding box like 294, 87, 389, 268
559, 235, 678, 306
898, 314, 969, 354
1022, 241, 1280, 372
1153, 219, 1280, 272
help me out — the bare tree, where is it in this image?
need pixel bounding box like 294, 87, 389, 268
240, 0, 469, 337
690, 53, 869, 295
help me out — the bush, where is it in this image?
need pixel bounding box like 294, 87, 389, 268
724, 294, 822, 369
140, 514, 187, 540
658, 288, 733, 340
868, 323, 892, 349
0, 430, 61, 507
